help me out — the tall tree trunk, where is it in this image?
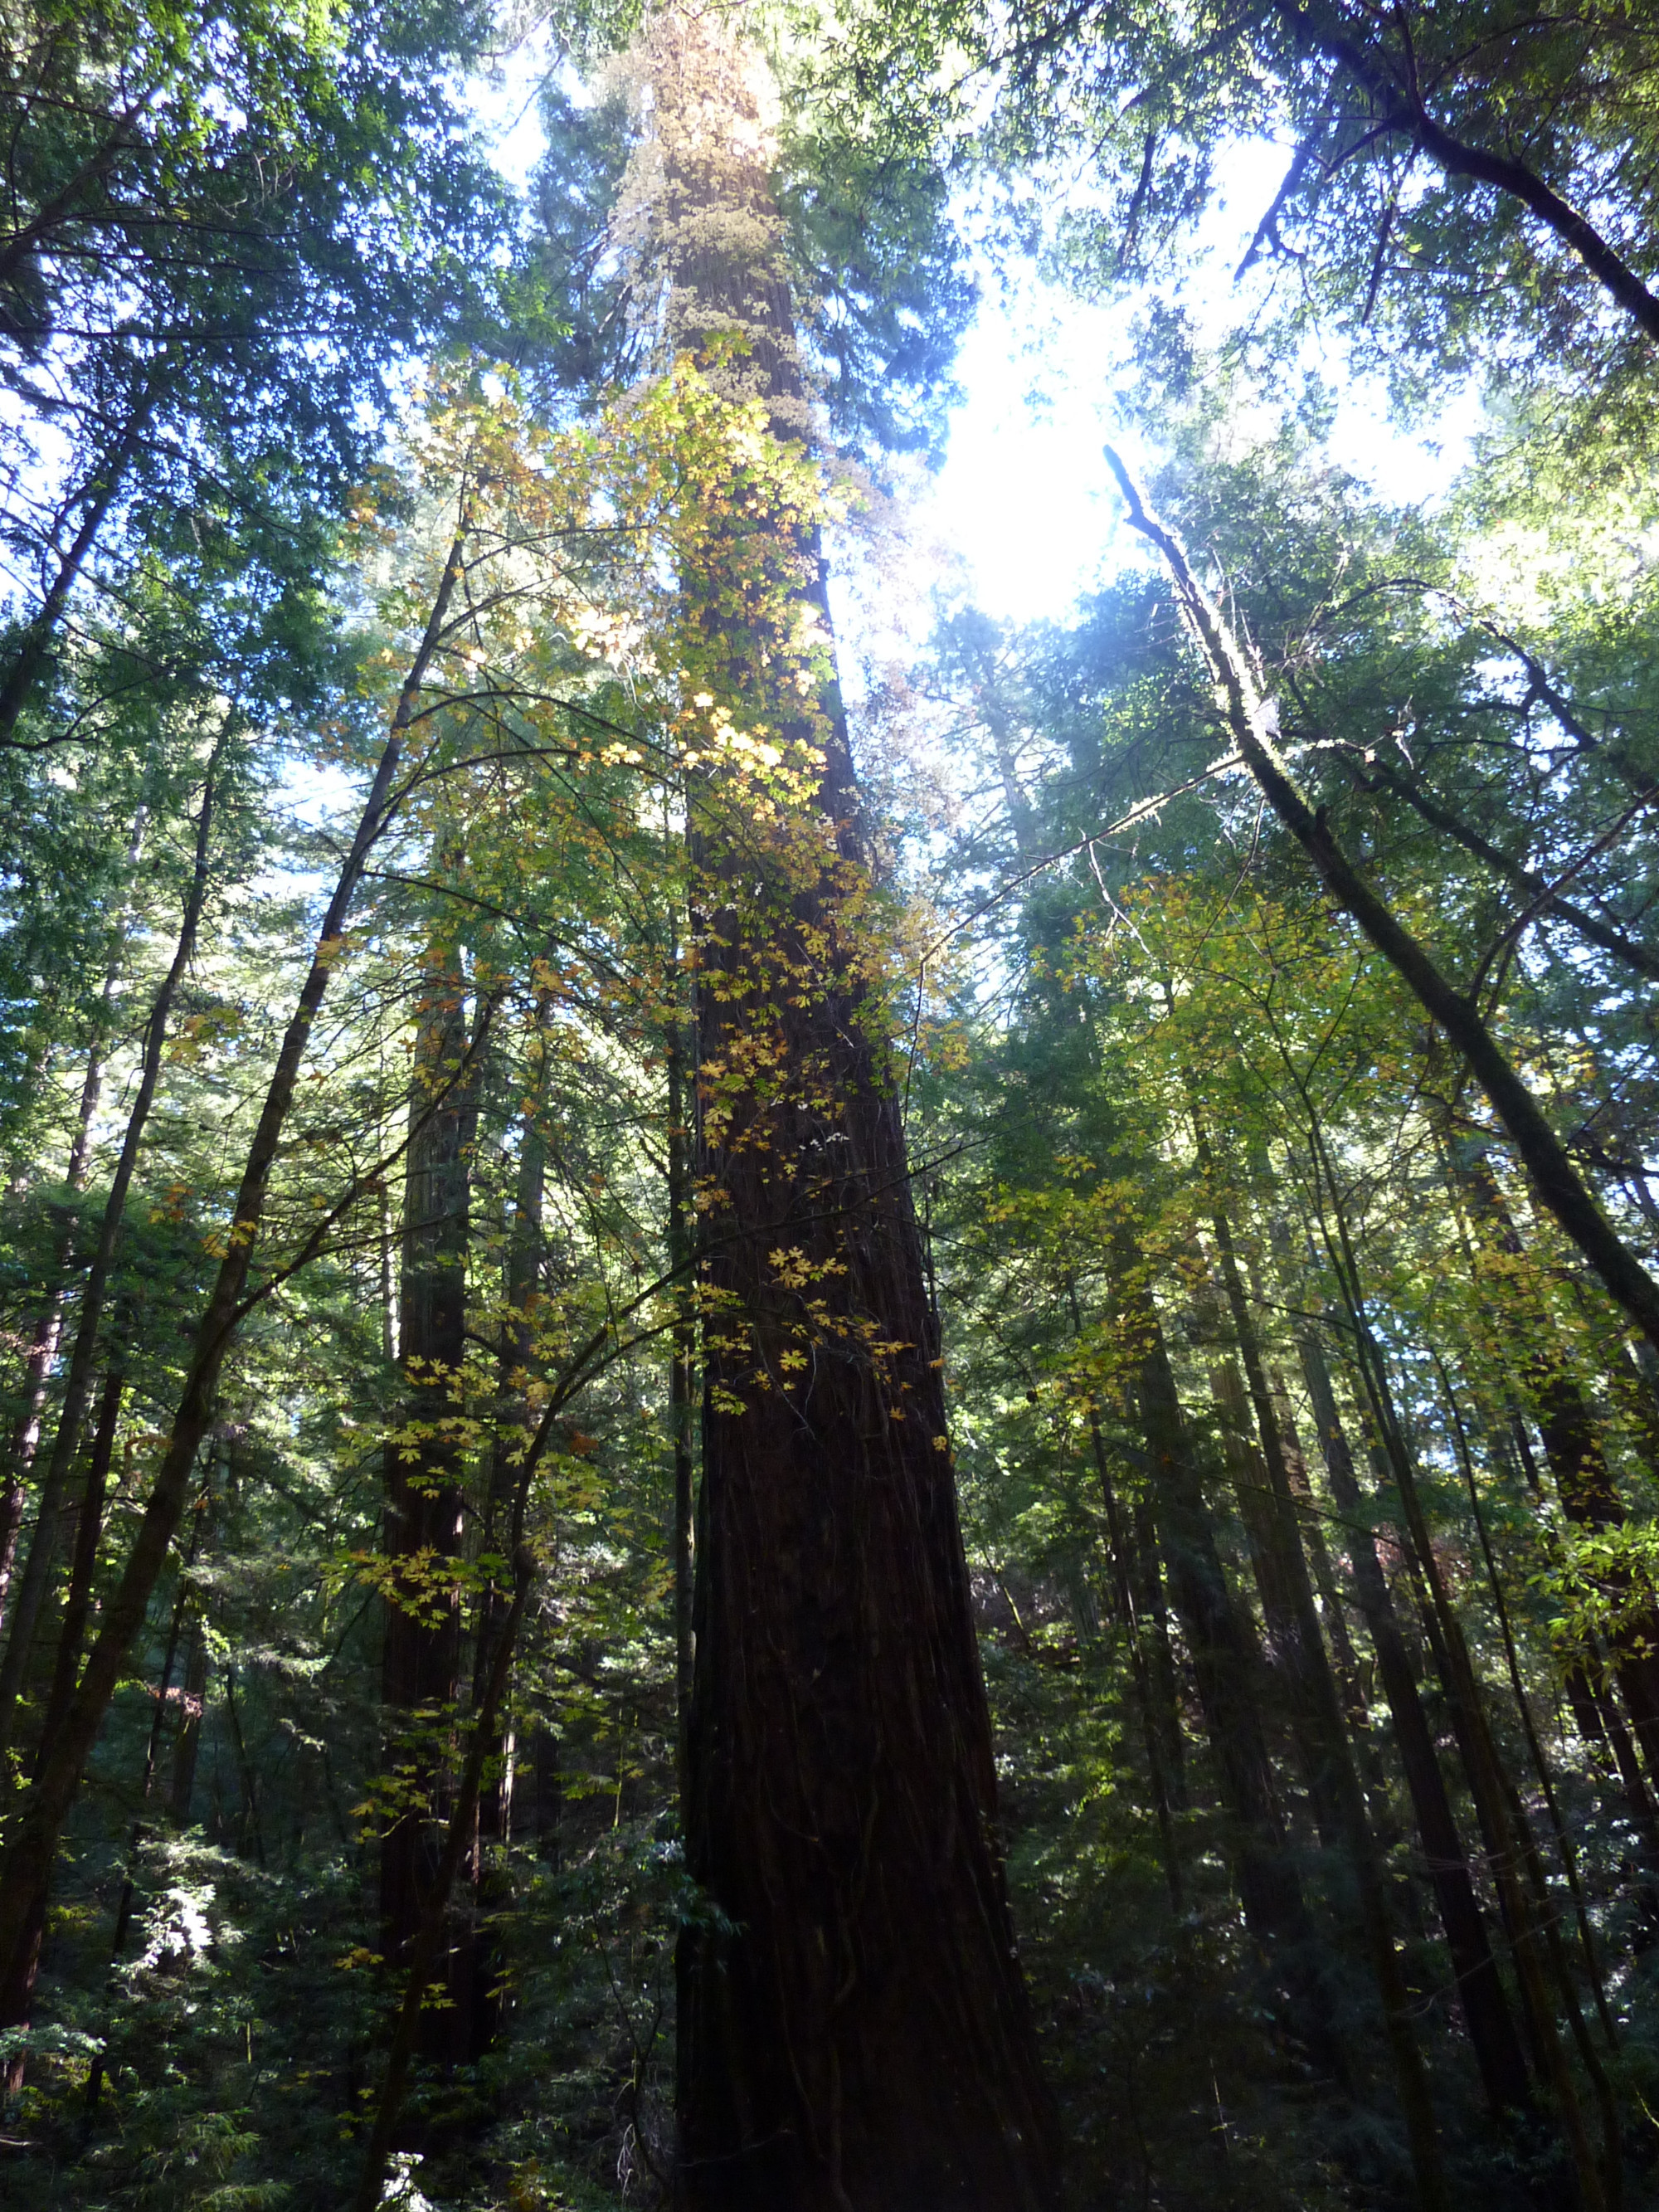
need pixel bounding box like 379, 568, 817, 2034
1129, 1489, 1186, 1813
469, 1021, 551, 2062
0, 806, 146, 1636
0, 748, 223, 1764
168, 1616, 207, 1830
0, 520, 470, 2022
1068, 1269, 1183, 1909
0, 1072, 101, 1642
634, 13, 1058, 2205
1195, 1174, 1446, 2207
1297, 1318, 1535, 2121
1306, 1159, 1608, 2210
382, 946, 475, 2073
1268, 1366, 1397, 1845
1092, 1412, 1185, 1907
1438, 1364, 1623, 2050
1418, 1551, 1621, 2210
1209, 1347, 1341, 1840
353, 1551, 535, 2212
0, 1363, 125, 2072
1117, 1250, 1340, 2052
80, 1491, 216, 2123
666, 944, 697, 1817
1443, 1127, 1659, 1785
38, 1365, 124, 1772
1109, 456, 1659, 1362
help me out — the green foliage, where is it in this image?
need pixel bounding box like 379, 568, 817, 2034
10, 5, 1659, 2210
776, 124, 975, 467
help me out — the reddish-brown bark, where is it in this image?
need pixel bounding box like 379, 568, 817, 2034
381, 961, 475, 2071
680, 929, 1060, 2202
648, 12, 1058, 2200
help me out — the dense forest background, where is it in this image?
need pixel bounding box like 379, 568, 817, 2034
2, 1, 1659, 2207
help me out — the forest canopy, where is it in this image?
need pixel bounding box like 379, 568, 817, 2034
1, 3, 1659, 2210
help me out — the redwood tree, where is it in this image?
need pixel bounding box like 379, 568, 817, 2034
614, 7, 1059, 2204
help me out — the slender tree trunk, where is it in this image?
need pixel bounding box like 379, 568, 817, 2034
80, 1498, 214, 2125
1130, 1489, 1186, 1811
1443, 1128, 1659, 1784
1269, 1367, 1396, 1843
1387, 1438, 1606, 2205
1297, 1319, 1535, 2120
378, 1173, 398, 1367
1097, 1414, 1185, 1907
1196, 1173, 1446, 2208
1427, 1534, 1625, 2212
382, 946, 474, 2072
1273, 0, 1659, 344
1068, 1279, 1182, 1909
0, 523, 469, 2019
354, 1552, 534, 2212
1209, 1347, 1341, 1839
532, 1726, 561, 1865
0, 1364, 125, 2076
666, 950, 696, 1817
1503, 1773, 1624, 2210
0, 808, 146, 1636
0, 369, 161, 746
223, 1663, 265, 1864
1118, 1252, 1337, 2041
469, 1025, 550, 2060
349, 1156, 638, 2188
0, 748, 223, 1764
1311, 1136, 1603, 2169
1306, 1167, 1608, 2211
971, 641, 1040, 865
1432, 1123, 1659, 1868
38, 1365, 124, 1771
168, 1617, 207, 1829
0, 1318, 61, 1634
1437, 1362, 1622, 2054
643, 13, 1058, 2203
1109, 456, 1659, 1361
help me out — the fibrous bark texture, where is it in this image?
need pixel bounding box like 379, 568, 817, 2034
620, 10, 1058, 2205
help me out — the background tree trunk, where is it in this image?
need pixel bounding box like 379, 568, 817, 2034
382, 948, 475, 2074
1297, 1321, 1536, 2121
